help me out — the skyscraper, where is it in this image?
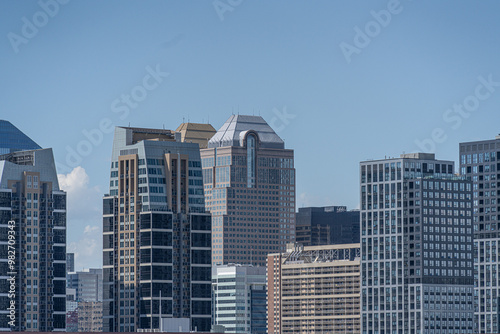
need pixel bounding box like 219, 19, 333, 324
201, 115, 295, 266
0, 121, 67, 331
0, 120, 41, 154
102, 126, 212, 332
360, 153, 474, 334
459, 135, 500, 333
295, 205, 360, 246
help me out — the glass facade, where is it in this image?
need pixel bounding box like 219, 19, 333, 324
0, 120, 41, 154
460, 137, 500, 333
360, 154, 474, 334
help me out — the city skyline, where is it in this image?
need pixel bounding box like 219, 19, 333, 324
2, 1, 500, 271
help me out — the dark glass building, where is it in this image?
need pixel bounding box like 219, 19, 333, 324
103, 126, 212, 332
0, 120, 41, 154
295, 206, 360, 246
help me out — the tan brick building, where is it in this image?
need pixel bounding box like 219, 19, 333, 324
267, 243, 361, 333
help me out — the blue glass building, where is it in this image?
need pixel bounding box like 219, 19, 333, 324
0, 120, 41, 155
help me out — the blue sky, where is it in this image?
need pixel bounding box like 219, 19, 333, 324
2, 0, 500, 270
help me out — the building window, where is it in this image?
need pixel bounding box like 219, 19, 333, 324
247, 134, 256, 188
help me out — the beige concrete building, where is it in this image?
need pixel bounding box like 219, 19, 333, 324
78, 301, 103, 332
267, 243, 361, 334
175, 122, 216, 149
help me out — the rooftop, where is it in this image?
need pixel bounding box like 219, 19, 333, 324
208, 115, 284, 149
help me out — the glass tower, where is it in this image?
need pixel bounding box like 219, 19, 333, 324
0, 120, 41, 155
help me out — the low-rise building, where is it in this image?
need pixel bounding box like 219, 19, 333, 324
267, 243, 360, 334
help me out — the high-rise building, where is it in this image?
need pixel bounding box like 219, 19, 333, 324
0, 120, 41, 154
67, 268, 103, 302
102, 126, 212, 332
0, 121, 66, 331
176, 122, 217, 149
267, 243, 361, 334
360, 153, 474, 334
66, 252, 75, 272
459, 135, 500, 334
211, 264, 267, 334
295, 205, 360, 246
201, 115, 295, 266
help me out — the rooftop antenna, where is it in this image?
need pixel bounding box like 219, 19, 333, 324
128, 122, 130, 127
208, 114, 210, 124
182, 116, 185, 123
188, 114, 190, 122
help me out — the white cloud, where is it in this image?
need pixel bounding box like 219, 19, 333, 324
58, 167, 102, 270
68, 224, 102, 271
58, 166, 101, 222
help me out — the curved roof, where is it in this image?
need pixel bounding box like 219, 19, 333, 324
208, 115, 284, 149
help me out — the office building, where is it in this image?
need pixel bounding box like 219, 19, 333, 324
459, 135, 500, 333
0, 121, 67, 331
360, 153, 474, 334
77, 301, 103, 332
201, 115, 295, 266
295, 205, 360, 246
67, 268, 103, 302
176, 122, 216, 149
102, 126, 212, 332
267, 243, 361, 334
211, 264, 266, 334
66, 252, 75, 272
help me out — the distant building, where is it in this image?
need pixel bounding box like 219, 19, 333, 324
201, 115, 295, 266
77, 301, 103, 332
176, 122, 216, 149
66, 253, 75, 272
66, 310, 78, 333
267, 243, 361, 334
360, 153, 474, 334
212, 265, 267, 334
67, 268, 103, 302
295, 206, 360, 246
459, 135, 500, 333
0, 120, 66, 331
103, 126, 212, 332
